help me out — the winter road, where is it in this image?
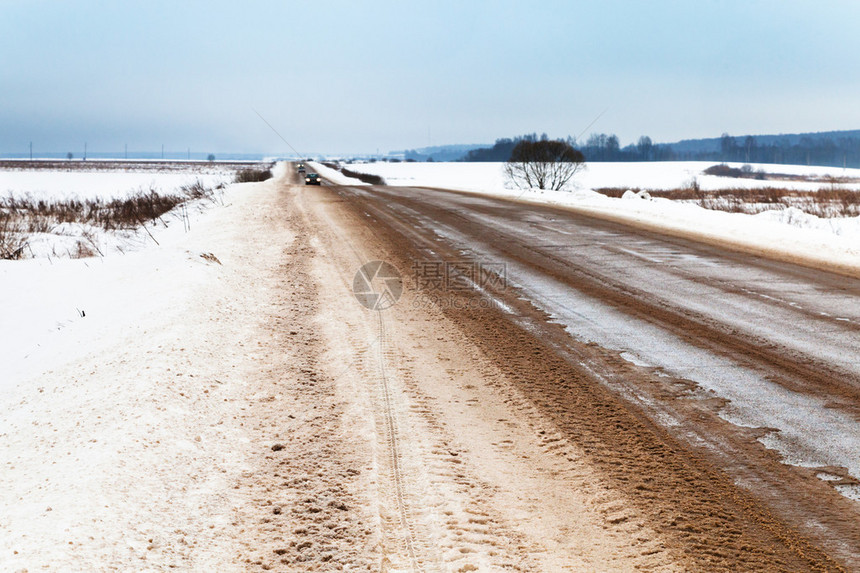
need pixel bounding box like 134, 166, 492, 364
316, 172, 860, 571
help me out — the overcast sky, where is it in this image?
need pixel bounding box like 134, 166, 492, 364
3, 0, 860, 156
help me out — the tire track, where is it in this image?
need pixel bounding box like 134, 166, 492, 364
375, 311, 421, 572
301, 186, 438, 571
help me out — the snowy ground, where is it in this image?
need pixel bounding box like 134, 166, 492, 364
314, 161, 860, 277
0, 164, 289, 569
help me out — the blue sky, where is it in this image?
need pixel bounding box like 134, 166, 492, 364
3, 0, 860, 156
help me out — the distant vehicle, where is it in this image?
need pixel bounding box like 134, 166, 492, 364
297, 162, 306, 173
305, 173, 321, 185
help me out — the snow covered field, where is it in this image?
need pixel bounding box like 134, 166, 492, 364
320, 160, 860, 193
0, 165, 235, 201
315, 161, 860, 277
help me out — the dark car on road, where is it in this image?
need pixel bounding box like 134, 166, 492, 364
305, 173, 321, 185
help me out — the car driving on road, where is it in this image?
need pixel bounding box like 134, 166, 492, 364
305, 173, 321, 185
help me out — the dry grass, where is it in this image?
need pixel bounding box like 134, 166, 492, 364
594, 186, 860, 218
0, 179, 220, 259
2, 187, 183, 231
0, 213, 28, 259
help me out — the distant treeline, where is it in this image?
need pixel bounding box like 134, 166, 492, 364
462, 131, 860, 168
688, 133, 860, 168
462, 133, 673, 163
462, 138, 522, 162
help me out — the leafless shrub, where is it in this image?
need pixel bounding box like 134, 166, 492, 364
704, 164, 744, 178
504, 139, 585, 191
180, 178, 214, 199
703, 163, 860, 184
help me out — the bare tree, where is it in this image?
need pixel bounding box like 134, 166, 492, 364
504, 139, 586, 191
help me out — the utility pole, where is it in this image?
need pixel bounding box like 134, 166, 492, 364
84, 142, 87, 161
29, 141, 32, 160
161, 144, 164, 159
